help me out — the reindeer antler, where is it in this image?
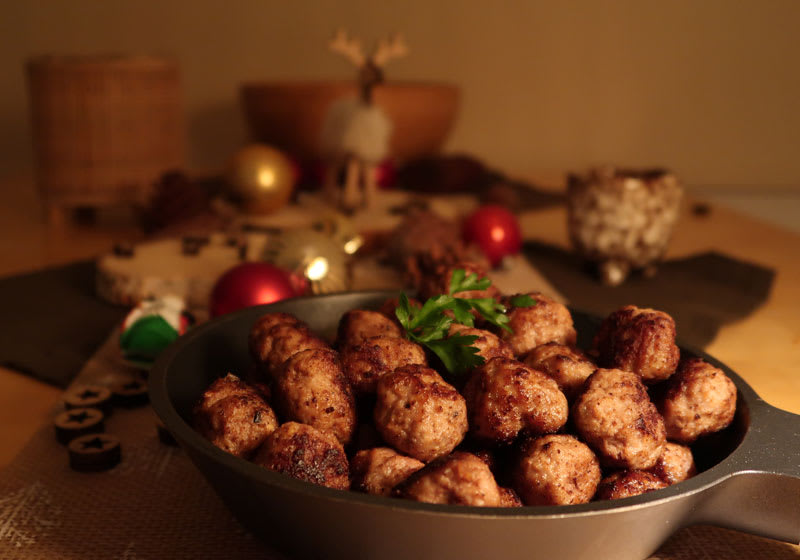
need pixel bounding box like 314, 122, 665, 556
328, 29, 365, 67
372, 33, 409, 67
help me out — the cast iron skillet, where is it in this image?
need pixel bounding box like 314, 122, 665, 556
150, 291, 800, 560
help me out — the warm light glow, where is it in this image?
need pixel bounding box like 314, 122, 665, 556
343, 236, 364, 255
490, 226, 506, 242
257, 287, 284, 304
258, 169, 276, 189
305, 257, 329, 281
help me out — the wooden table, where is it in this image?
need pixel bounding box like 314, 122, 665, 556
1, 174, 799, 469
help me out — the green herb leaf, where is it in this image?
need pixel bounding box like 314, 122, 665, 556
449, 270, 491, 295
448, 268, 466, 294
465, 297, 512, 332
510, 294, 537, 308
409, 296, 451, 330
395, 292, 411, 327
425, 335, 484, 374
451, 299, 475, 326
395, 269, 520, 376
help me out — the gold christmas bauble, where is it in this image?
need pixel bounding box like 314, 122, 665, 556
262, 229, 350, 295
226, 144, 295, 215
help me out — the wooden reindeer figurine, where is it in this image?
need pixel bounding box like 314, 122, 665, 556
321, 29, 408, 212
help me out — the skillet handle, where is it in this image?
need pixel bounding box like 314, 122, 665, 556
691, 403, 800, 544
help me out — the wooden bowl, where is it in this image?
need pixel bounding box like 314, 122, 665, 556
239, 81, 460, 163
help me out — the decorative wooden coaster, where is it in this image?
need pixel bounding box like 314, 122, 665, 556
67, 433, 122, 472
112, 378, 149, 407
54, 407, 105, 445
63, 385, 113, 415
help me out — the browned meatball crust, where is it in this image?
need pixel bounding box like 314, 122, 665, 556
500, 293, 577, 357
572, 368, 666, 470
193, 374, 278, 458
499, 487, 523, 507
457, 446, 499, 473
350, 447, 425, 496
462, 357, 568, 444
593, 305, 679, 383
648, 442, 696, 485
396, 452, 504, 506
340, 335, 427, 394
658, 358, 737, 443
374, 365, 468, 462
523, 342, 596, 400
196, 373, 262, 409
336, 309, 403, 348
253, 422, 349, 490
264, 323, 329, 376
595, 470, 669, 501
513, 435, 601, 506
272, 348, 357, 445
448, 323, 514, 367
248, 312, 304, 363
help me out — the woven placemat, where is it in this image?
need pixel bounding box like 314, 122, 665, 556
1, 330, 798, 559
0, 330, 279, 559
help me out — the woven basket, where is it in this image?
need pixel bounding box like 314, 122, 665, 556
26, 55, 185, 211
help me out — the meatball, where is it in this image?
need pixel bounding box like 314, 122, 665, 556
418, 261, 498, 301
272, 348, 357, 445
340, 335, 427, 394
350, 447, 425, 496
513, 435, 601, 506
499, 487, 523, 507
396, 452, 504, 506
572, 368, 666, 470
523, 342, 596, 400
592, 305, 679, 383
195, 373, 262, 410
336, 310, 402, 348
462, 357, 568, 444
648, 442, 696, 485
595, 470, 669, 501
658, 358, 737, 443
248, 312, 304, 363
252, 422, 349, 490
193, 374, 278, 458
457, 445, 499, 473
264, 323, 329, 377
374, 365, 468, 462
448, 323, 514, 367
500, 293, 577, 357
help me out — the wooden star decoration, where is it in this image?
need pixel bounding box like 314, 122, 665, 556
80, 436, 108, 450
67, 410, 90, 424
78, 389, 100, 400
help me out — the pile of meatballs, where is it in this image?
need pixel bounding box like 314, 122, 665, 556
192, 269, 737, 507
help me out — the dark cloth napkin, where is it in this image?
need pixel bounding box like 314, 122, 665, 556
0, 261, 128, 387
523, 242, 775, 349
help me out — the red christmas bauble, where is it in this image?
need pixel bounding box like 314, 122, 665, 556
209, 262, 304, 318
462, 204, 522, 267
375, 159, 396, 189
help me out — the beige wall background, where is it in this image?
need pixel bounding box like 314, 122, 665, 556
3, 0, 799, 189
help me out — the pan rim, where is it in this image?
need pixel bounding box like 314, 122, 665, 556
150, 290, 765, 519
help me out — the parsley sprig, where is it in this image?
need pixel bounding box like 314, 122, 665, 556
394, 270, 535, 375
